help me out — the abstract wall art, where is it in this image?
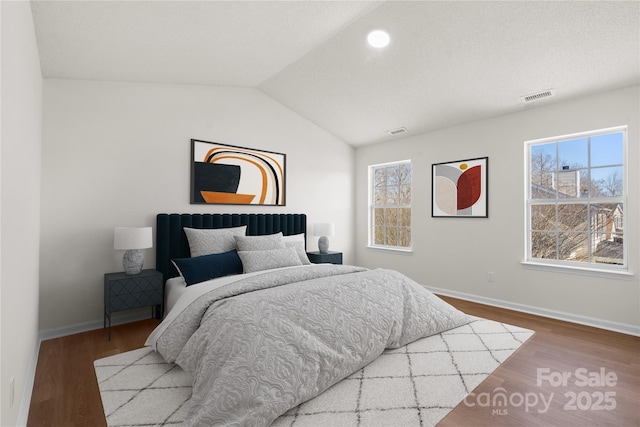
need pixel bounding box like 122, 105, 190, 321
432, 157, 488, 217
191, 139, 286, 205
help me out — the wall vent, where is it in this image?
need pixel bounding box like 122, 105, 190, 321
520, 89, 555, 103
388, 127, 408, 136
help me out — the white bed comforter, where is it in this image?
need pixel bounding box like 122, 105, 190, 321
146, 264, 471, 427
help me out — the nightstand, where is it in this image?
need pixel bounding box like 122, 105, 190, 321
104, 269, 163, 340
307, 251, 343, 265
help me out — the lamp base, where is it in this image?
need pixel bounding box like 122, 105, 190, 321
318, 236, 329, 253
123, 249, 144, 275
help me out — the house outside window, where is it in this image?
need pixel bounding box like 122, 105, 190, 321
525, 126, 626, 271
369, 160, 412, 251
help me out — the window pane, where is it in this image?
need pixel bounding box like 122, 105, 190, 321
591, 166, 623, 197
398, 208, 411, 226
558, 203, 587, 231
558, 138, 588, 169
531, 232, 557, 259
556, 169, 582, 198
531, 205, 555, 231
590, 203, 619, 233
398, 163, 412, 185
578, 170, 590, 198
386, 166, 399, 186
612, 203, 624, 230
593, 233, 623, 265
386, 227, 397, 246
374, 208, 384, 226
373, 167, 386, 204
374, 167, 385, 186
374, 186, 386, 205
399, 184, 411, 204
386, 186, 398, 205
591, 133, 623, 167
558, 232, 588, 261
385, 208, 397, 226
374, 226, 385, 245
531, 143, 556, 199
399, 227, 411, 247
591, 203, 623, 234
531, 182, 556, 199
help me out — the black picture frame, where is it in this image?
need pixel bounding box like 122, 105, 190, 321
432, 156, 488, 218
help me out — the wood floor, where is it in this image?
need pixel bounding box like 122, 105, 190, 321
27, 297, 639, 427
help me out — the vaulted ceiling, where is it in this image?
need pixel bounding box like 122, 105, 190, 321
30, 1, 640, 147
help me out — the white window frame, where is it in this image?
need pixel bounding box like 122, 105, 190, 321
524, 126, 628, 274
368, 159, 412, 252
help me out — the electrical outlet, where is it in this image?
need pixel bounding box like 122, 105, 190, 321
9, 376, 15, 408
487, 272, 495, 283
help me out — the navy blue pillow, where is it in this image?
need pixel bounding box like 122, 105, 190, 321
172, 250, 243, 286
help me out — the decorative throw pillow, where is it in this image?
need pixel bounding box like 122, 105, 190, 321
282, 233, 311, 265
171, 250, 243, 286
234, 233, 285, 251
238, 247, 302, 273
184, 226, 247, 257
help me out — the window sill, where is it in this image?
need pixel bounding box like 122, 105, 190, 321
521, 261, 633, 280
367, 245, 413, 254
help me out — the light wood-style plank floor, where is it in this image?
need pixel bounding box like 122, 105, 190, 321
27, 296, 639, 427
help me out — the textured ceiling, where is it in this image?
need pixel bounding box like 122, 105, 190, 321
31, 1, 640, 147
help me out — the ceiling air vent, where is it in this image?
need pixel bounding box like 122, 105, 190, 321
388, 127, 408, 136
520, 89, 555, 103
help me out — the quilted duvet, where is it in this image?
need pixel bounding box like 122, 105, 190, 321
146, 264, 471, 427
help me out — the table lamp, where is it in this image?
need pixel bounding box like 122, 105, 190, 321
114, 227, 152, 275
313, 222, 335, 254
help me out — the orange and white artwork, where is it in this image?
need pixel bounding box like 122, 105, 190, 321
191, 139, 286, 206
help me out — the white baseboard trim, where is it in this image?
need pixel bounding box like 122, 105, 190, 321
428, 286, 640, 337
39, 311, 152, 341
17, 311, 153, 426
15, 338, 40, 427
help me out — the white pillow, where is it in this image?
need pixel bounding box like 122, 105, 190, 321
234, 232, 285, 251
282, 233, 311, 265
184, 226, 247, 257
238, 247, 302, 273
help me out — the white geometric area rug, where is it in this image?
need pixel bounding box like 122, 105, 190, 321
94, 318, 534, 427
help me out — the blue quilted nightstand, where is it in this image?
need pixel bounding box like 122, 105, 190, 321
103, 269, 163, 340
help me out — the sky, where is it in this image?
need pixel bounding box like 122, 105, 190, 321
531, 131, 623, 169
530, 130, 624, 195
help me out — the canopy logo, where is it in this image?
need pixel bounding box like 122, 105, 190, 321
464, 367, 618, 415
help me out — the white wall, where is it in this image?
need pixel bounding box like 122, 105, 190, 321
40, 79, 354, 332
355, 86, 639, 332
1, 1, 43, 425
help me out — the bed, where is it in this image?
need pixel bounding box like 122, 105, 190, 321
126, 213, 533, 427
155, 213, 307, 314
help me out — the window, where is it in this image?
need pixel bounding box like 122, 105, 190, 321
369, 160, 412, 250
525, 126, 626, 270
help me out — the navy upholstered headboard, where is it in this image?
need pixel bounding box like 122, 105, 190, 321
156, 213, 307, 283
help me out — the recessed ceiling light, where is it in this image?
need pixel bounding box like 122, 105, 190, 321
367, 30, 390, 48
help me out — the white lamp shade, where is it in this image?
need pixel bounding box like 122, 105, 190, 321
114, 227, 153, 250
313, 223, 335, 237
